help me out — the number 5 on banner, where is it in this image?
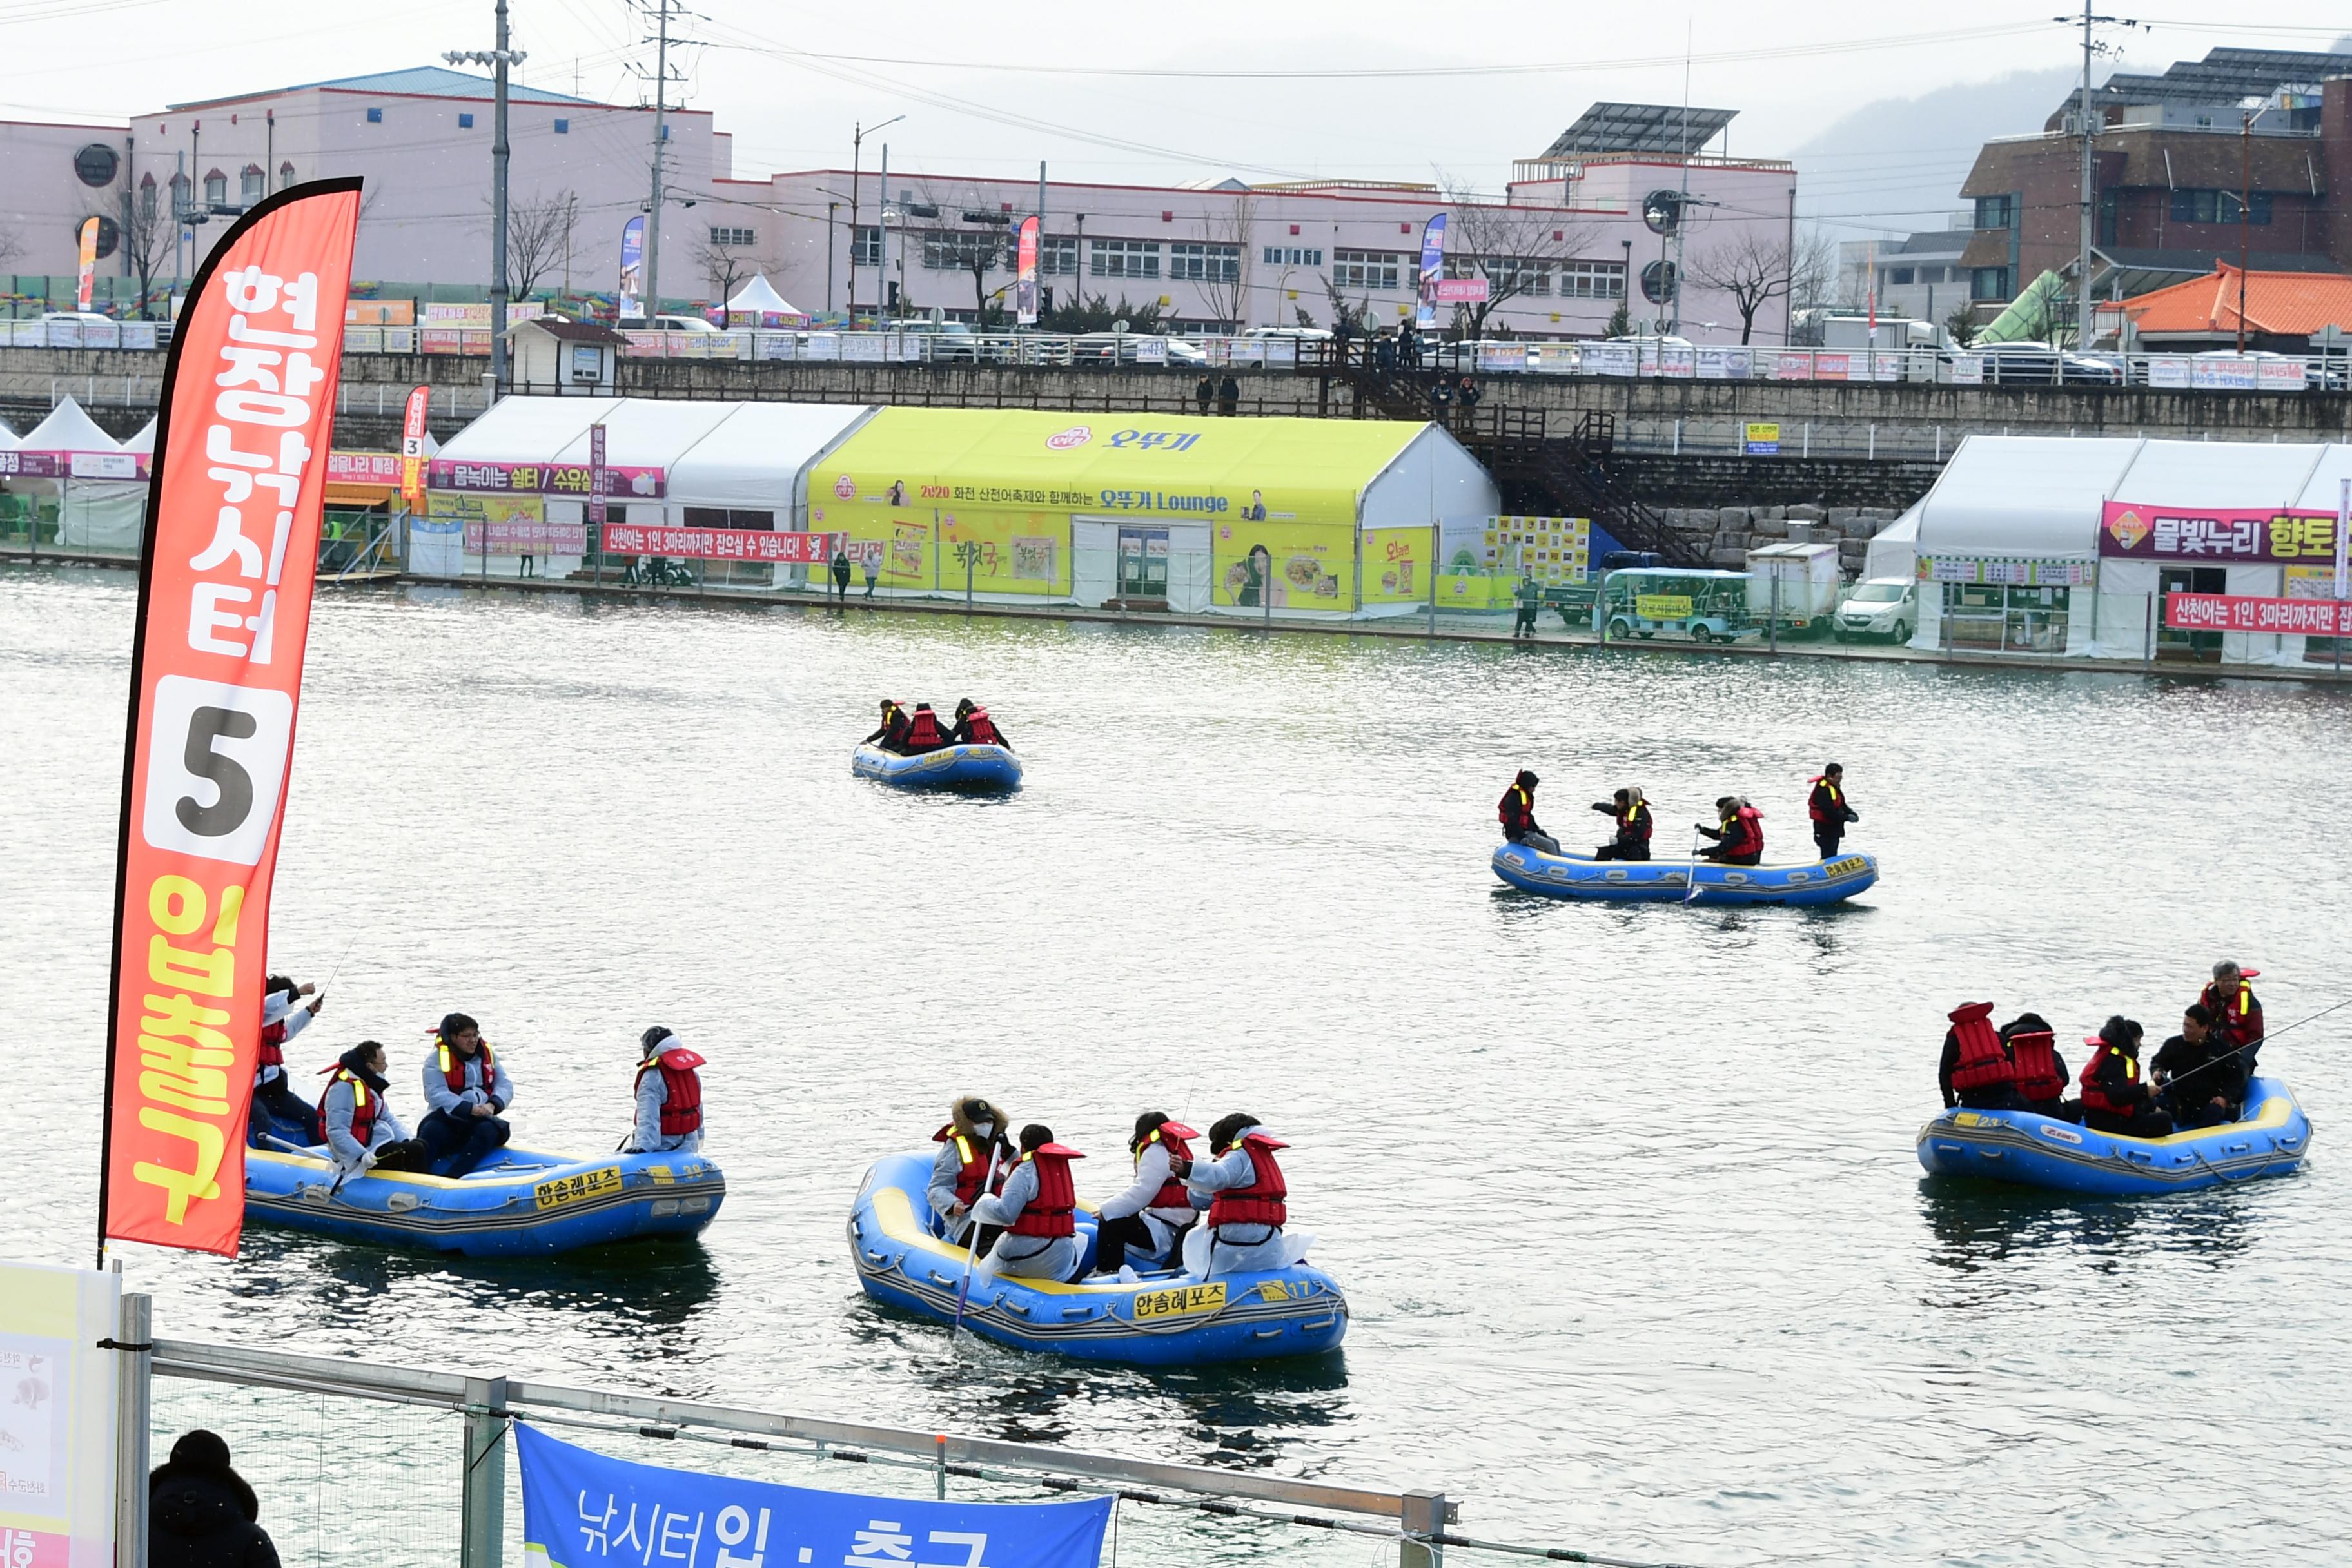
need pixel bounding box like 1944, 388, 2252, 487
141, 676, 294, 867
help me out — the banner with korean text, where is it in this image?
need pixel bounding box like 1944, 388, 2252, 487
514, 1423, 1110, 1568
2166, 592, 2352, 636
2099, 500, 2342, 564
0, 1262, 120, 1568
1015, 215, 1040, 326
399, 386, 431, 511
99, 178, 361, 1258
602, 523, 844, 564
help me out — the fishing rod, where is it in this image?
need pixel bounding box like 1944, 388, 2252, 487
948, 1140, 1006, 1344
2150, 992, 2351, 1090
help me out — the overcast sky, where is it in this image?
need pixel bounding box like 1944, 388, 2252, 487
3, 0, 2346, 226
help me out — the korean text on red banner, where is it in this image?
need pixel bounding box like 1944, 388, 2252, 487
101, 180, 361, 1259
602, 524, 845, 563
2166, 591, 2352, 636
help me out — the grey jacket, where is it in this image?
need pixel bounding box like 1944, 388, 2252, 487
320, 1076, 408, 1174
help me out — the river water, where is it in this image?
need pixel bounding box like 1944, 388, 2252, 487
6, 568, 2349, 1566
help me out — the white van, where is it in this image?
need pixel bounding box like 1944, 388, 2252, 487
1834, 578, 1918, 643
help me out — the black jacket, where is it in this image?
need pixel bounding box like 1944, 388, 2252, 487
151, 1464, 279, 1568
2152, 1032, 2245, 1105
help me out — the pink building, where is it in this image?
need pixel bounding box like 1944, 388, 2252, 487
126, 67, 724, 295
0, 118, 135, 279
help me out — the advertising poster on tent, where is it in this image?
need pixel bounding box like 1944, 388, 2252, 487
514, 1423, 1111, 1568
1213, 520, 1353, 611
1360, 526, 1435, 604
2099, 500, 2340, 563
0, 1261, 119, 1568
939, 507, 1067, 595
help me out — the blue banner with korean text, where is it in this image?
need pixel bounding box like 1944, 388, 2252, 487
516, 1423, 1112, 1568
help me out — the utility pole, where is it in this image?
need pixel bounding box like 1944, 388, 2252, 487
2075, 0, 2095, 352
2239, 111, 2252, 353
447, 1, 525, 396
644, 0, 672, 323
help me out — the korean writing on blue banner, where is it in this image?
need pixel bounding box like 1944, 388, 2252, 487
516, 1423, 1112, 1568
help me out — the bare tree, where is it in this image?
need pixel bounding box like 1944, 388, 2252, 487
1201, 195, 1254, 329
1318, 274, 1373, 336
502, 188, 578, 301
957, 228, 1006, 323
0, 226, 22, 269
691, 227, 757, 312
1684, 228, 1798, 344
117, 188, 176, 319
1435, 177, 1602, 337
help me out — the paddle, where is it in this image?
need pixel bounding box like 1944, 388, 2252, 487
949, 1142, 1006, 1343
1682, 825, 1705, 905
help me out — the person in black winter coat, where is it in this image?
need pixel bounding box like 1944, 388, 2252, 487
151, 1430, 279, 1568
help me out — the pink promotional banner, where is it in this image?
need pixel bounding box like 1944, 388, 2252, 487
429, 458, 665, 498
2167, 591, 2352, 636
2101, 500, 2341, 562
326, 451, 403, 484
464, 519, 589, 554
603, 523, 845, 563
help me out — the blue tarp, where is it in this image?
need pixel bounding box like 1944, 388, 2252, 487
515, 1423, 1113, 1568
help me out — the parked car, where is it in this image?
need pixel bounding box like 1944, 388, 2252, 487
1068, 332, 1207, 366
1834, 578, 1918, 643
1968, 341, 2122, 386
616, 314, 720, 333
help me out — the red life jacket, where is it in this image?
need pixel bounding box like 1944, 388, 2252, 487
635, 1047, 705, 1137
1498, 784, 1533, 832
2077, 1040, 2142, 1115
1721, 805, 1763, 858
436, 1037, 496, 1095
1207, 1132, 1289, 1230
1808, 777, 1843, 823
258, 1016, 288, 1071
905, 707, 946, 749
2197, 975, 2263, 1048
1946, 1002, 2015, 1092
2006, 1029, 2065, 1102
961, 708, 1003, 747
931, 1124, 1007, 1206
1006, 1143, 1085, 1238
319, 1067, 378, 1146
1137, 1121, 1198, 1209
1619, 800, 1652, 841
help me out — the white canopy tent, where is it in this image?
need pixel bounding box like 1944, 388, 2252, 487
1861, 502, 1919, 583
121, 416, 157, 454
1899, 434, 2350, 665
725, 273, 801, 323
25, 397, 142, 550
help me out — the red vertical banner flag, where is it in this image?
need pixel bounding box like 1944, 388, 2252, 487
1015, 215, 1041, 327
99, 179, 362, 1259
75, 216, 101, 312
398, 384, 431, 512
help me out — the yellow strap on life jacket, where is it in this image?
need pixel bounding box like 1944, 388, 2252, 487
953, 1133, 974, 1164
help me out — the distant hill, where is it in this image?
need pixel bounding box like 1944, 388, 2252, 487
1793, 67, 2078, 244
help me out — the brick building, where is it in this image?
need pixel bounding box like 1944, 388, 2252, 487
1959, 48, 2352, 328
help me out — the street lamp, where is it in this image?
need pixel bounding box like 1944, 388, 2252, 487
850, 115, 905, 316
446, 5, 527, 396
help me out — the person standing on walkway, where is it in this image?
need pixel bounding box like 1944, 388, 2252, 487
1195, 375, 1215, 416
861, 549, 880, 598
1513, 571, 1542, 638
150, 1430, 280, 1568
830, 545, 852, 603
1808, 763, 1859, 859
1217, 374, 1240, 416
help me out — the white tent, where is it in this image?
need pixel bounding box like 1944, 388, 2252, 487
121, 416, 157, 453
1899, 433, 2351, 666
1861, 504, 1919, 583
725, 273, 801, 322
26, 397, 143, 550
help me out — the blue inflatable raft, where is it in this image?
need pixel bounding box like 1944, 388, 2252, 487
852, 743, 1022, 792
1916, 1076, 2311, 1196
848, 1152, 1347, 1366
1491, 841, 1879, 905
244, 1142, 725, 1257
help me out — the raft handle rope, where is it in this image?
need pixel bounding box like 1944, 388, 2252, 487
514, 1407, 1696, 1568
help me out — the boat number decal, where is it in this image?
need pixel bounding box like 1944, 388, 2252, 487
647, 1166, 675, 1186
1954, 1113, 1993, 1128
535, 1164, 625, 1210
2037, 1125, 2084, 1145
1133, 1282, 1227, 1321
1823, 856, 1867, 876
1256, 1280, 1293, 1302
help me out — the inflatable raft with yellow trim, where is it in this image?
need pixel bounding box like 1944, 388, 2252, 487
848, 1152, 1346, 1365
852, 742, 1023, 793
245, 1143, 725, 1256
1492, 839, 1879, 905
1916, 1075, 2311, 1196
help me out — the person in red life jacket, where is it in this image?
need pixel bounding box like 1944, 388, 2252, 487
899, 702, 949, 756
1589, 785, 1653, 861
928, 1095, 1014, 1251
317, 1042, 428, 1177
2077, 1015, 2173, 1137
1183, 1112, 1293, 1279
625, 1026, 705, 1153
417, 1012, 514, 1179
1999, 1012, 2073, 1119
947, 698, 1012, 750
1936, 1001, 2019, 1110
2151, 1004, 2246, 1130
251, 974, 325, 1146
969, 1124, 1087, 1281
1498, 770, 1560, 854
1807, 763, 1860, 859
1696, 796, 1765, 865
1092, 1112, 1207, 1280
2195, 961, 2264, 1072
862, 698, 912, 754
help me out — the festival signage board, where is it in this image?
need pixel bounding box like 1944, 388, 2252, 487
600, 524, 844, 564
427, 459, 665, 498
2099, 500, 2342, 563
2166, 591, 2352, 635
99, 179, 360, 1257
516, 1424, 1110, 1568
